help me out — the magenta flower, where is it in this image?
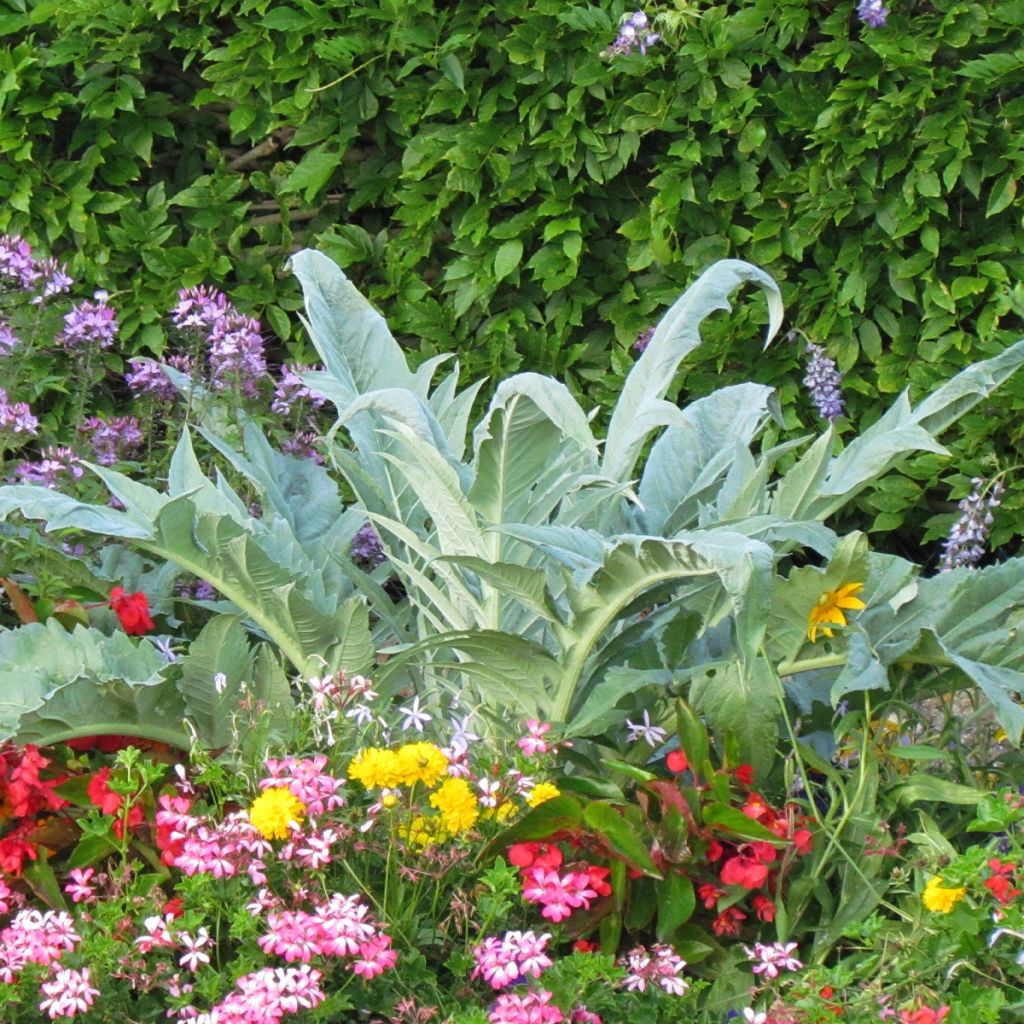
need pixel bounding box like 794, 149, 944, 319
517, 719, 552, 757
39, 966, 100, 1020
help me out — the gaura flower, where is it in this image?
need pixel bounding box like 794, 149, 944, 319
806, 581, 865, 642
249, 787, 306, 840
922, 875, 966, 914
109, 586, 154, 635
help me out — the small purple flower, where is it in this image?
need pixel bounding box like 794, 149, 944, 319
606, 11, 660, 57
280, 431, 323, 463
177, 578, 217, 601
857, 0, 889, 27
32, 258, 73, 303
171, 286, 231, 334
14, 446, 84, 489
80, 415, 144, 465
57, 291, 119, 351
0, 322, 18, 357
208, 312, 267, 397
939, 477, 1004, 571
350, 522, 387, 570
633, 326, 655, 353
0, 235, 41, 290
803, 343, 845, 421
271, 365, 327, 416
0, 388, 38, 436
125, 357, 184, 402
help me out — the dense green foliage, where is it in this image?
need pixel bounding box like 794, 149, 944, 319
2, 0, 1023, 551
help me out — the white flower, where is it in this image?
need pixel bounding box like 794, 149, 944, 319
398, 695, 432, 732
625, 709, 667, 746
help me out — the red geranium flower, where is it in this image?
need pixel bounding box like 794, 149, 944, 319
86, 767, 123, 816
109, 587, 154, 635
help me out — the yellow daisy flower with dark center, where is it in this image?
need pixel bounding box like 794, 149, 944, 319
807, 581, 866, 642
249, 787, 306, 840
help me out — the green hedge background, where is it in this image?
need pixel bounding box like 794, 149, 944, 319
2, 0, 1023, 558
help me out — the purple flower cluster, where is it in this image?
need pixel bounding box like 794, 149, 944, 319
281, 431, 324, 464
0, 323, 17, 357
632, 326, 655, 354
803, 343, 845, 422
80, 415, 144, 465
0, 235, 72, 301
350, 522, 387, 570
0, 388, 38, 437
271, 365, 327, 416
177, 578, 217, 602
124, 355, 192, 402
56, 291, 119, 351
170, 287, 266, 398
939, 477, 1004, 571
13, 446, 83, 489
606, 11, 660, 57
857, 0, 889, 27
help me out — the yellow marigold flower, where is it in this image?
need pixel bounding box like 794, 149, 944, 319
526, 782, 561, 808
807, 581, 866, 642
404, 814, 442, 850
429, 777, 479, 834
480, 801, 517, 823
347, 747, 403, 789
922, 876, 966, 913
394, 742, 449, 788
249, 787, 306, 841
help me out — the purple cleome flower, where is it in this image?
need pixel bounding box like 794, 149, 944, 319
857, 0, 889, 27
606, 11, 660, 57
281, 430, 323, 463
14, 446, 83, 489
939, 477, 1004, 571
57, 291, 119, 351
632, 326, 655, 353
171, 286, 231, 334
80, 415, 144, 465
0, 235, 42, 291
271, 365, 327, 416
803, 343, 845, 422
350, 522, 387, 570
32, 258, 73, 303
0, 388, 38, 437
0, 322, 18, 357
208, 312, 267, 398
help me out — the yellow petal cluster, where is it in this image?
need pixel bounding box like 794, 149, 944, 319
347, 742, 449, 789
922, 876, 966, 913
428, 777, 479, 834
807, 581, 866, 642
249, 787, 306, 841
526, 782, 561, 808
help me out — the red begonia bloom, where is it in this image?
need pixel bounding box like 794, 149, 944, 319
109, 587, 154, 635
720, 853, 769, 889
86, 767, 123, 816
666, 750, 689, 774
711, 906, 746, 936
752, 893, 776, 921
734, 764, 754, 785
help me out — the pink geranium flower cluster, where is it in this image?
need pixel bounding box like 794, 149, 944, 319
180, 964, 325, 1024
621, 944, 689, 995
521, 866, 600, 923
157, 795, 272, 881
490, 989, 566, 1024
257, 892, 396, 979
0, 909, 81, 982
258, 756, 346, 818
472, 930, 553, 988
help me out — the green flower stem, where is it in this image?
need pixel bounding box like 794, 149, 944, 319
776, 652, 849, 677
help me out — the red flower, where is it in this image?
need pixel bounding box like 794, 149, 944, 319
705, 839, 725, 862
984, 860, 1021, 904
752, 893, 776, 921
697, 882, 724, 909
720, 853, 770, 889
734, 764, 754, 786
112, 803, 144, 840
109, 587, 154, 635
898, 1006, 950, 1024
507, 841, 563, 871
5, 745, 67, 818
573, 939, 600, 953
711, 906, 746, 936
750, 841, 778, 865
163, 897, 185, 918
666, 750, 689, 774
86, 767, 124, 816
586, 864, 612, 897
791, 827, 814, 855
